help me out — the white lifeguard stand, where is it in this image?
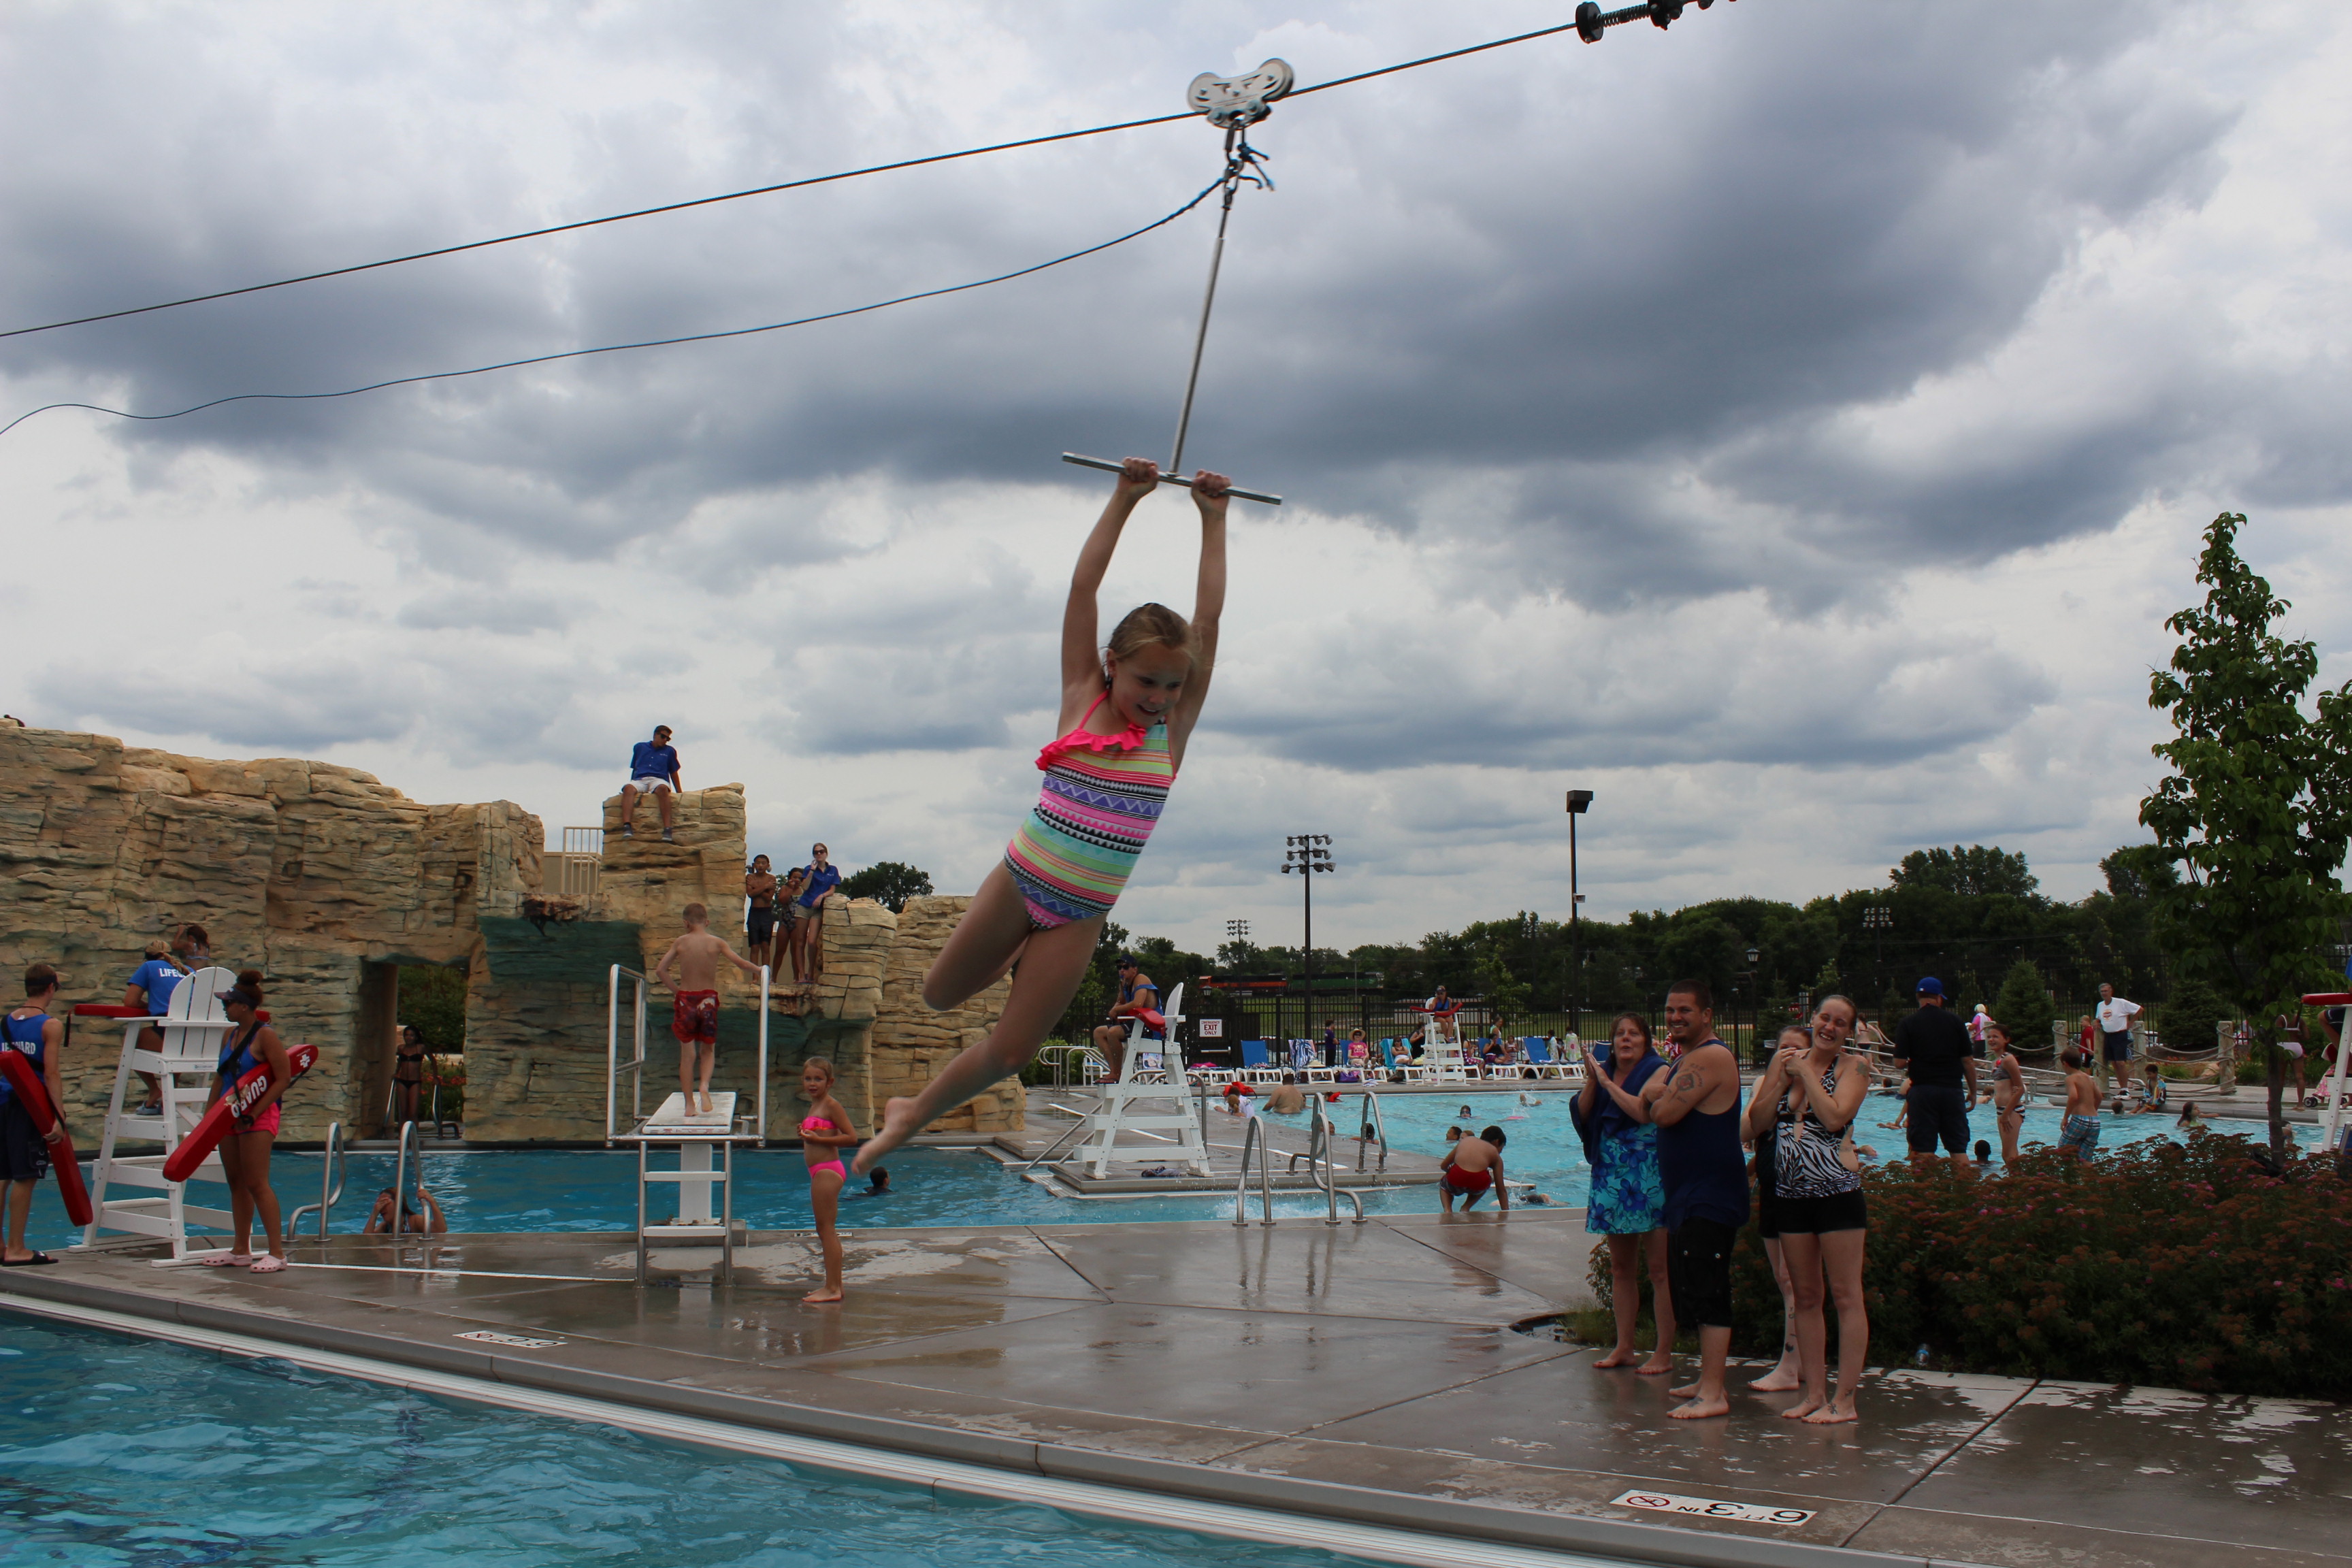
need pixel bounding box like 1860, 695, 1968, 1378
79, 966, 245, 1262
1066, 984, 1211, 1179
608, 964, 770, 1285
1413, 1004, 1469, 1082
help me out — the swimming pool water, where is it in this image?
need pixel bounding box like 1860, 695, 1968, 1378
22, 1091, 2319, 1250
0, 1316, 1384, 1567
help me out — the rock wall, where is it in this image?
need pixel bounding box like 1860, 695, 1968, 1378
871, 896, 1020, 1133
0, 726, 530, 1136
0, 726, 1019, 1145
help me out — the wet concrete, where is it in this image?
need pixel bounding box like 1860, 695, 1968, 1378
5, 1210, 2340, 1568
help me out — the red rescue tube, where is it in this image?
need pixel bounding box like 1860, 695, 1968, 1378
0, 1051, 92, 1227
163, 1043, 317, 1183
71, 1003, 147, 1018
1134, 1009, 1168, 1033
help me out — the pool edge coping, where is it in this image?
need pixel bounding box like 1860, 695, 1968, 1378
0, 1267, 1950, 1568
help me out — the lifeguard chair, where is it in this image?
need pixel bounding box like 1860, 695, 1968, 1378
1412, 1001, 1469, 1082
1066, 983, 1211, 1179
79, 966, 246, 1261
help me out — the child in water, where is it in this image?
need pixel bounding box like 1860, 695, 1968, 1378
855, 458, 1229, 1173
796, 1058, 858, 1304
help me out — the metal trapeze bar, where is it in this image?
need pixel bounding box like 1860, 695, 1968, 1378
1060, 453, 1281, 506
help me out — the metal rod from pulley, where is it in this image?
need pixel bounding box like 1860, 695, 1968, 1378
1168, 144, 1240, 480
1058, 62, 1292, 509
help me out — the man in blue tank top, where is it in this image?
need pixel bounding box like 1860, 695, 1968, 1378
1642, 978, 1747, 1420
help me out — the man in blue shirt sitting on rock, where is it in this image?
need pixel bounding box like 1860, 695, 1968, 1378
620, 725, 681, 842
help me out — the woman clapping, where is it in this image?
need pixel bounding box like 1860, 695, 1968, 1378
1745, 995, 1870, 1424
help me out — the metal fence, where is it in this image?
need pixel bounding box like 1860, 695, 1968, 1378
547, 825, 604, 899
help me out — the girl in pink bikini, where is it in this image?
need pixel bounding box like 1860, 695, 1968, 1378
854, 457, 1229, 1174
796, 1057, 859, 1304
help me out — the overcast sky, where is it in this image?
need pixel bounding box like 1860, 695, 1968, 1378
5, 0, 2351, 956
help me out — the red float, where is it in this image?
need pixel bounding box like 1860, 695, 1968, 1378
163, 1043, 317, 1183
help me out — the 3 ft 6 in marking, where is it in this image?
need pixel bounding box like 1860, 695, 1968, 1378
1613, 1491, 1814, 1526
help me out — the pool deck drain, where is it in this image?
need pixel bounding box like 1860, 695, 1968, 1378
6, 1215, 2340, 1568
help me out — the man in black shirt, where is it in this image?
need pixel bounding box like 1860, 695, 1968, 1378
1892, 977, 1978, 1171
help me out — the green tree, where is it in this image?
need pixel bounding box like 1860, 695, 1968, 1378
1892, 845, 2039, 898
397, 964, 467, 1054
2141, 513, 2352, 1150
2156, 977, 2229, 1060
838, 860, 933, 912
1992, 960, 2054, 1052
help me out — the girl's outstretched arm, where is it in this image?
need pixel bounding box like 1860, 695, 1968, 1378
1168, 469, 1229, 762
1061, 459, 1160, 721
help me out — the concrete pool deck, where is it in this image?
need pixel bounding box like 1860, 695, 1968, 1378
3, 1213, 2340, 1568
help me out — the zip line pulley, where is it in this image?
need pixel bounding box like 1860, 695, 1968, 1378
1060, 59, 1293, 507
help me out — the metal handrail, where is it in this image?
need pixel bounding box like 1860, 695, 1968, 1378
607, 964, 650, 1143
1232, 1115, 1275, 1227
1037, 1044, 1090, 1089
289, 1120, 347, 1241
386, 1118, 428, 1241
1356, 1087, 1390, 1173
1293, 1099, 1365, 1226
1022, 1114, 1096, 1173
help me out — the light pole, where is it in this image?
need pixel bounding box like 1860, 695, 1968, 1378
1742, 945, 1761, 1065
1225, 917, 1251, 968
1565, 790, 1593, 1035
1283, 835, 1333, 1047
1863, 905, 1893, 1009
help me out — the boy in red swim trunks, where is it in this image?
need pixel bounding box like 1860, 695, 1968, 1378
653, 903, 766, 1115
1439, 1126, 1509, 1213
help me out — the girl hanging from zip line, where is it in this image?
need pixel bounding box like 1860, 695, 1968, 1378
853, 457, 1228, 1172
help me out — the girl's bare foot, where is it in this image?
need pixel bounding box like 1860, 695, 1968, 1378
802, 1287, 844, 1304
1780, 1393, 1827, 1420
851, 1097, 921, 1175
1805, 1397, 1859, 1425
1750, 1367, 1803, 1392
1636, 1352, 1674, 1376
1592, 1348, 1640, 1369
1667, 1380, 1698, 1399
1668, 1394, 1731, 1420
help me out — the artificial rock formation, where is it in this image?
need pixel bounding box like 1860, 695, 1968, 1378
0, 725, 1019, 1144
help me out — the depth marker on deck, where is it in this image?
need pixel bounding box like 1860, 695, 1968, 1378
1612, 1492, 1814, 1526
455, 1330, 568, 1349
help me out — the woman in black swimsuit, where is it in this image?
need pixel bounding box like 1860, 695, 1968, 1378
392, 1024, 428, 1127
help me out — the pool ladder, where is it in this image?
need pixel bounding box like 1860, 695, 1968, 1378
1235, 1099, 1365, 1228
289, 1120, 350, 1241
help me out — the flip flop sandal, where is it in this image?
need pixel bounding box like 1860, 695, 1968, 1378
0, 1253, 59, 1267
199, 1252, 254, 1267
248, 1256, 288, 1274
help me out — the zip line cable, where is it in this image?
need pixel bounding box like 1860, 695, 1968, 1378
0, 176, 1228, 441
0, 1, 1718, 438
0, 3, 1699, 343
0, 112, 1194, 342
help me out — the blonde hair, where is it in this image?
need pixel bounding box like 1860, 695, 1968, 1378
1105, 603, 1193, 676
682, 902, 708, 923
802, 1055, 836, 1083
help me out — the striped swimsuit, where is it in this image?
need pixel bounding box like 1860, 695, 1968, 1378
1003, 692, 1174, 930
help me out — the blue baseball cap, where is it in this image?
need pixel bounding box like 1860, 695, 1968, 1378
1915, 977, 1945, 997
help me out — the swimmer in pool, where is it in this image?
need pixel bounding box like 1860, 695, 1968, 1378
796, 1057, 859, 1303
1439, 1126, 1508, 1213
